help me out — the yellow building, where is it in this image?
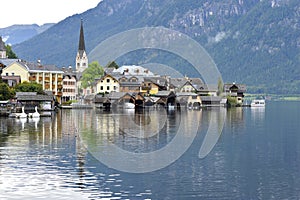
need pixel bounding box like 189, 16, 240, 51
140, 77, 168, 95
95, 74, 120, 94
1, 60, 64, 102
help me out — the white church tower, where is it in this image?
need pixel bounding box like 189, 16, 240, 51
0, 36, 7, 59
76, 20, 88, 73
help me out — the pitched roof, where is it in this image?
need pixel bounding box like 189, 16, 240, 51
170, 77, 204, 91
170, 78, 187, 89
155, 91, 176, 97
113, 65, 155, 76
94, 95, 110, 103
224, 83, 246, 92
108, 92, 130, 100
143, 77, 167, 87
0, 59, 18, 67
17, 94, 54, 101
16, 60, 63, 73
78, 20, 86, 51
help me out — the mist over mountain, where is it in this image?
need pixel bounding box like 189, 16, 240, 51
0, 24, 54, 45
11, 0, 300, 94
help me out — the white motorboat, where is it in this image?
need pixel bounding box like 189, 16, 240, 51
251, 99, 265, 107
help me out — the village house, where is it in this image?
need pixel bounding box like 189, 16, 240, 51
224, 83, 246, 105
169, 77, 204, 93
62, 66, 77, 102
94, 74, 120, 94
176, 92, 202, 109
141, 77, 168, 95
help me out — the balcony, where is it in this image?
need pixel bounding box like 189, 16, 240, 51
29, 76, 36, 81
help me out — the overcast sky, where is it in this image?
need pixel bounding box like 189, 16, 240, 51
0, 0, 100, 28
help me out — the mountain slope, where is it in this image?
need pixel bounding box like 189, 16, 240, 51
0, 24, 54, 45
12, 0, 300, 94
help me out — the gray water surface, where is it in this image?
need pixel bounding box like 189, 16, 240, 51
0, 101, 299, 199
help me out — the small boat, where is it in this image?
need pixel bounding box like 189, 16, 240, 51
251, 99, 265, 107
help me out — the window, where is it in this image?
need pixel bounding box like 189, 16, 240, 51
114, 86, 117, 90
107, 79, 110, 83
100, 86, 103, 90
12, 73, 15, 76
107, 86, 110, 90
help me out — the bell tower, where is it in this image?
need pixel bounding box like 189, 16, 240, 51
0, 36, 7, 59
76, 20, 88, 73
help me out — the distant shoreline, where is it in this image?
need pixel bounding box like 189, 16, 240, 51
244, 94, 300, 101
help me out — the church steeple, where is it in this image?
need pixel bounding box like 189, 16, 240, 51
78, 19, 86, 52
76, 19, 88, 73
0, 36, 7, 59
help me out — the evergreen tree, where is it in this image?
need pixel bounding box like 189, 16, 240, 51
5, 45, 18, 59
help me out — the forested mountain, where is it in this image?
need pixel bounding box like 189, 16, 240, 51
12, 0, 300, 94
0, 24, 54, 45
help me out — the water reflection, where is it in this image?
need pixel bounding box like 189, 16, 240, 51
1, 103, 299, 199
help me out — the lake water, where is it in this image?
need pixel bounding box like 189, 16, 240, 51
0, 101, 299, 199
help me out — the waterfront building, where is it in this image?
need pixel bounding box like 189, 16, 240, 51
62, 66, 77, 102
176, 92, 202, 108
224, 83, 246, 105
169, 77, 204, 93
1, 60, 64, 102
141, 77, 168, 95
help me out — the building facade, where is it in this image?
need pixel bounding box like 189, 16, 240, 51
95, 74, 120, 94
62, 66, 77, 102
1, 60, 64, 102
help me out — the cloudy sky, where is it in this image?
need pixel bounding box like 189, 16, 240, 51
0, 0, 100, 28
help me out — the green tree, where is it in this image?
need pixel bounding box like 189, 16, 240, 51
0, 83, 15, 100
217, 77, 224, 96
105, 61, 119, 69
14, 82, 44, 94
5, 45, 18, 59
80, 61, 104, 89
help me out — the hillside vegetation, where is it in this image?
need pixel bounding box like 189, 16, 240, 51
12, 0, 300, 94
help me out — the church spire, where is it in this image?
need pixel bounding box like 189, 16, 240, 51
76, 19, 88, 73
0, 36, 7, 59
78, 19, 86, 52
